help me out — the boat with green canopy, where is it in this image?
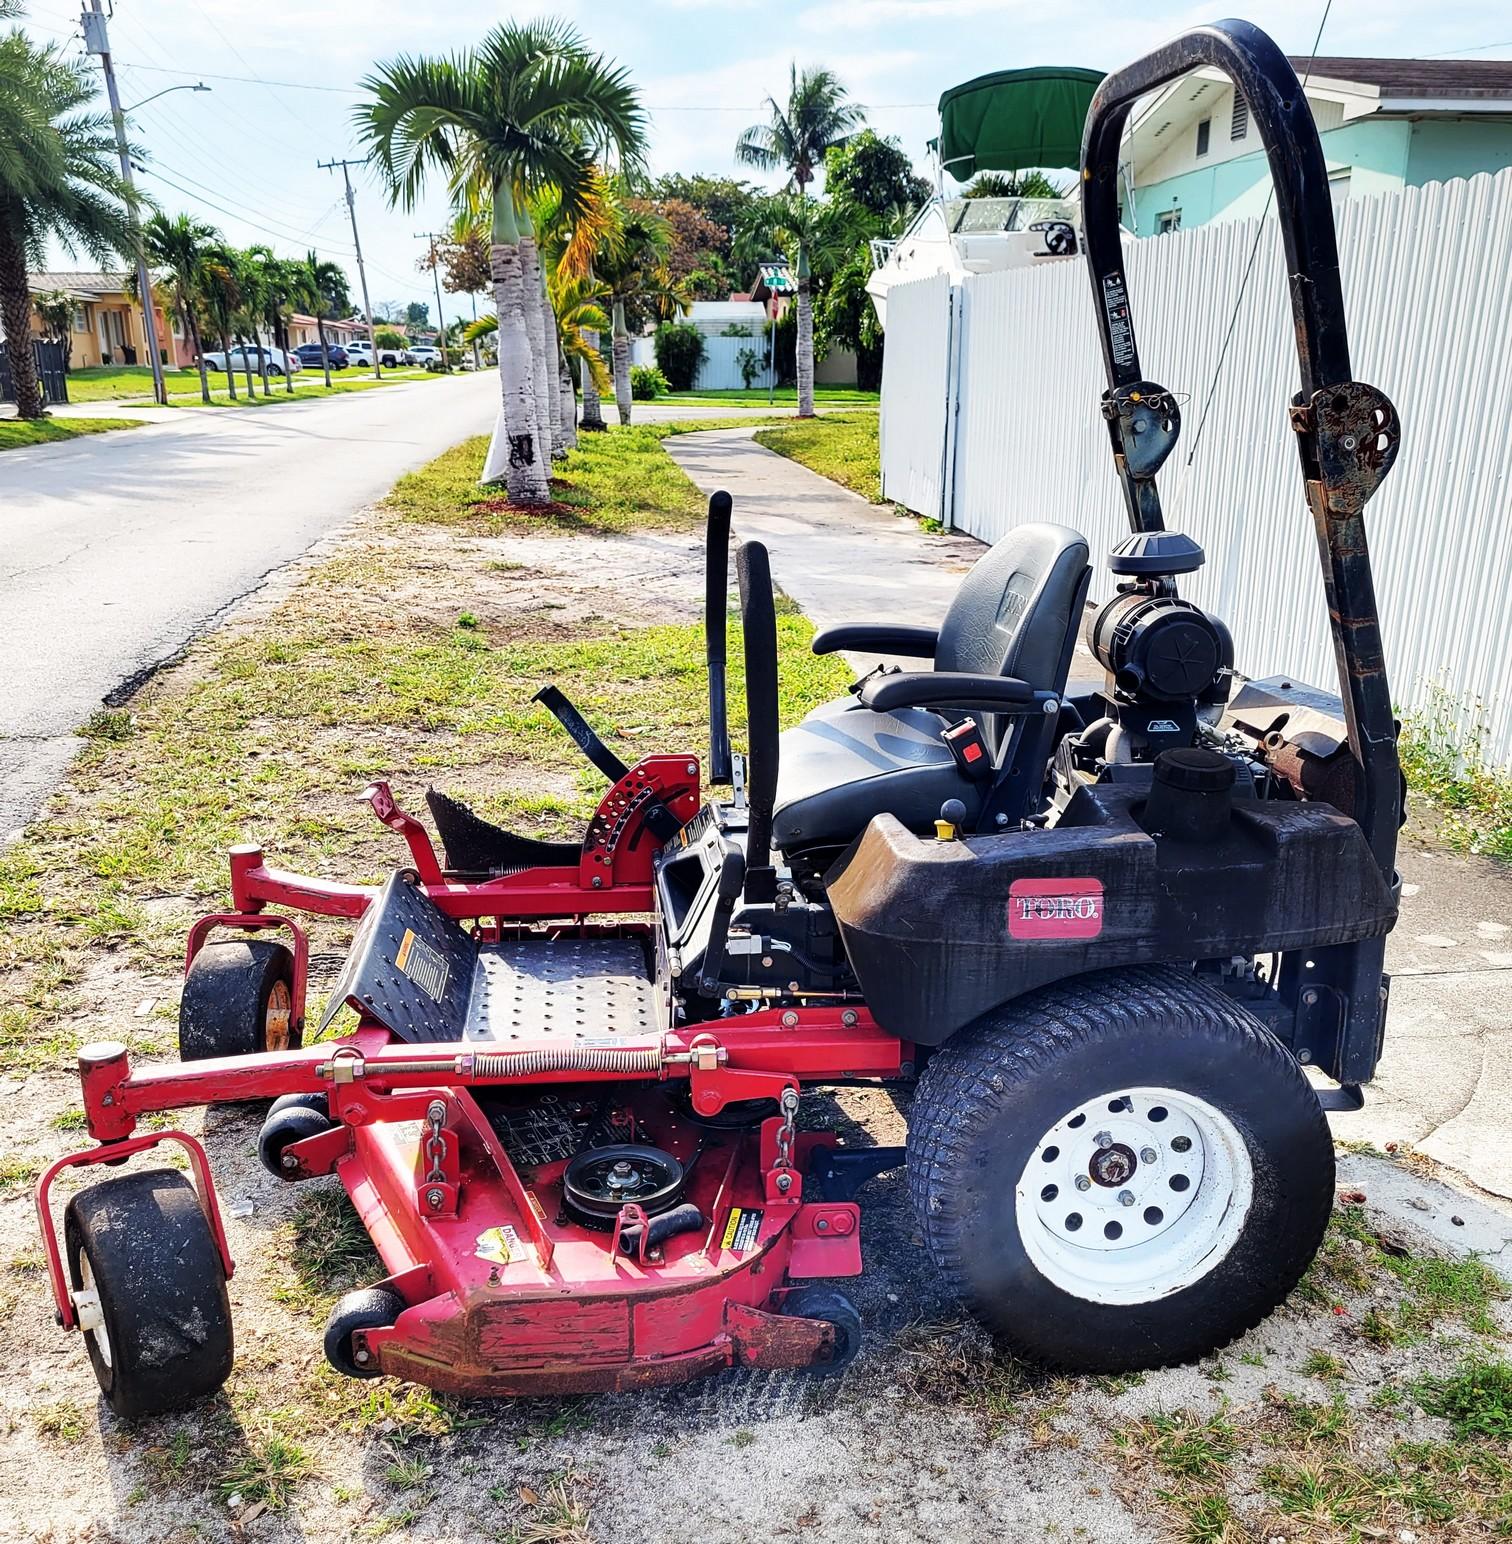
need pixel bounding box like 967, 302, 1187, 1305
868, 65, 1104, 325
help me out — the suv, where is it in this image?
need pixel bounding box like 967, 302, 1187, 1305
406, 346, 443, 369
293, 342, 348, 370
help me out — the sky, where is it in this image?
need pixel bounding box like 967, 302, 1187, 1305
21, 0, 1512, 319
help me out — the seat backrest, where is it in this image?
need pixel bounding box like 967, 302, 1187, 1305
935, 521, 1090, 751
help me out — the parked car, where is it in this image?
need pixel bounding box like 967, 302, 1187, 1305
406, 346, 443, 369
293, 342, 348, 370
201, 345, 302, 376
346, 340, 406, 368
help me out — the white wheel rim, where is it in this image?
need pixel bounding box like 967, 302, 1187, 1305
1014, 1085, 1253, 1305
77, 1255, 112, 1369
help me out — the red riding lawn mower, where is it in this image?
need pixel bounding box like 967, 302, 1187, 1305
37, 21, 1405, 1419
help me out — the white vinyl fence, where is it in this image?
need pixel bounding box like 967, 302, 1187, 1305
628, 333, 773, 391
882, 168, 1512, 763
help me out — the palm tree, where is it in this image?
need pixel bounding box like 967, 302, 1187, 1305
358, 21, 646, 504
736, 65, 863, 417
0, 13, 137, 418
141, 212, 218, 403
197, 243, 241, 401
594, 203, 677, 426
294, 249, 349, 388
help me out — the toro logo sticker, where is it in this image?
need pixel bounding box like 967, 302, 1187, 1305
1008, 878, 1104, 940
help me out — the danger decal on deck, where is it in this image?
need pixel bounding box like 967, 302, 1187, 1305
395, 927, 451, 1003
721, 1207, 763, 1252
1008, 878, 1104, 940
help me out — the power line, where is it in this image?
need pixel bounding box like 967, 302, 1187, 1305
134, 161, 358, 258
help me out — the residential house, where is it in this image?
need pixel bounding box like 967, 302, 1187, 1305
1124, 56, 1512, 236
286, 313, 365, 350
682, 299, 768, 337
19, 270, 192, 368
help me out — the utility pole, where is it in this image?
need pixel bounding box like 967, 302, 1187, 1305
82, 1, 167, 406
319, 157, 380, 379
413, 233, 452, 372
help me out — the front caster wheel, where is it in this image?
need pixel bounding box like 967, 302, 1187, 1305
64, 1169, 234, 1418
257, 1104, 335, 1179
783, 1285, 863, 1374
907, 966, 1334, 1373
324, 1288, 406, 1378
179, 938, 297, 1060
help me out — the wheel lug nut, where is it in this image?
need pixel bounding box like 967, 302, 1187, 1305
1140, 1147, 1157, 1164
1118, 1190, 1135, 1207
1171, 1135, 1192, 1153
1094, 1131, 1113, 1149
1074, 1174, 1091, 1192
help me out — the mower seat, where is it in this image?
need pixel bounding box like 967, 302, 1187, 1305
772, 522, 1090, 851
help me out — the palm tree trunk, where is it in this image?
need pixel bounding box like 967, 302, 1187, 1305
184, 304, 211, 404
612, 299, 632, 426
517, 231, 555, 464
579, 327, 605, 431
317, 318, 331, 388
557, 339, 577, 453
796, 277, 815, 419
255, 328, 271, 397
538, 263, 568, 460
279, 320, 293, 394
220, 326, 237, 400
479, 197, 549, 503
236, 331, 256, 399
0, 225, 45, 419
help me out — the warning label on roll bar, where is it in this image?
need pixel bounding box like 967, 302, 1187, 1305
1102, 275, 1135, 370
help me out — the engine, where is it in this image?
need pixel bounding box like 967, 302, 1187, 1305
1074, 531, 1233, 766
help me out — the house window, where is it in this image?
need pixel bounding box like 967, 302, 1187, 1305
1157, 208, 1182, 235
71, 304, 87, 332
1195, 118, 1211, 158
1231, 94, 1249, 140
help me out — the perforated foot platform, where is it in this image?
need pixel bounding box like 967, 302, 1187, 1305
319, 871, 658, 1043
465, 938, 657, 1043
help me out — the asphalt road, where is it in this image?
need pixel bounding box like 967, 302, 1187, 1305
0, 373, 497, 834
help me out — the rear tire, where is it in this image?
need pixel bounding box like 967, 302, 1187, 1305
907, 966, 1333, 1372
179, 939, 297, 1060
64, 1169, 234, 1418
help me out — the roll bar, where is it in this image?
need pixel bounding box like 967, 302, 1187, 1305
1078, 19, 1402, 883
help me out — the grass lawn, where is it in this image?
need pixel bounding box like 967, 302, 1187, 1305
127, 368, 439, 409
0, 415, 143, 452
390, 416, 791, 536
666, 385, 879, 406
61, 364, 199, 401
754, 412, 882, 503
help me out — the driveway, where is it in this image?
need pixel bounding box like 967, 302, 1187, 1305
0, 373, 497, 833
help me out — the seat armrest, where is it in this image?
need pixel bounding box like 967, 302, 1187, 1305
860, 671, 1036, 714
811, 624, 939, 658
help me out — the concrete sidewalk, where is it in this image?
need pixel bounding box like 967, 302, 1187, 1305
667, 425, 1512, 1208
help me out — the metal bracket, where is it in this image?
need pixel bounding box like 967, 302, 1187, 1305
1291, 380, 1400, 514
1103, 380, 1181, 477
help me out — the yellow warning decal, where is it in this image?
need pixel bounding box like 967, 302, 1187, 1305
395, 929, 414, 970
475, 1225, 519, 1264
394, 927, 450, 1003
720, 1207, 763, 1251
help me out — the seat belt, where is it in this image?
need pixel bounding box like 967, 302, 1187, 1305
532, 685, 684, 842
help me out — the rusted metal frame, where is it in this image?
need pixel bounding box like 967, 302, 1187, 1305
35, 1129, 234, 1328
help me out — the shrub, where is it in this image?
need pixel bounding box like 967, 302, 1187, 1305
652, 322, 706, 391
720, 323, 752, 337
375, 328, 407, 349
630, 364, 668, 400
737, 346, 764, 389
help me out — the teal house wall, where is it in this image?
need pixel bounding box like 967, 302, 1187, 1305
1131, 116, 1512, 235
